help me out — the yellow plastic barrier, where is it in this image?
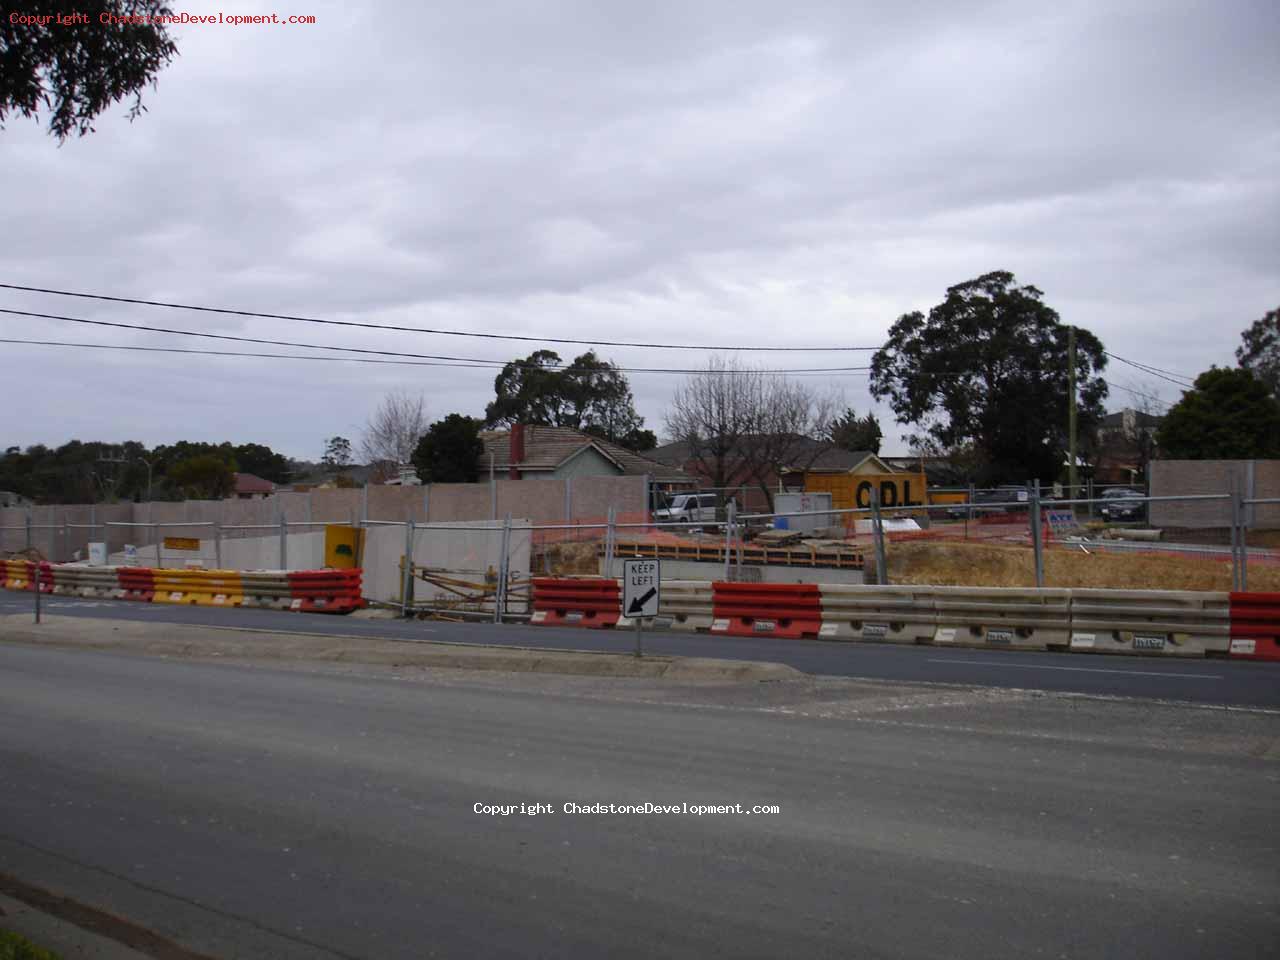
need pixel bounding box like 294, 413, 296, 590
151, 569, 244, 606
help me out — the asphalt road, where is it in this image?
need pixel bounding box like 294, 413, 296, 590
1, 644, 1277, 959
3, 592, 1278, 707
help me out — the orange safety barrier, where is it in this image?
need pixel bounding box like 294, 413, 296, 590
530, 578, 621, 628
1228, 592, 1280, 661
286, 569, 364, 614
118, 568, 156, 602
710, 582, 822, 639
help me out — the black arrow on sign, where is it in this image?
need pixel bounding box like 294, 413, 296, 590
628, 587, 657, 615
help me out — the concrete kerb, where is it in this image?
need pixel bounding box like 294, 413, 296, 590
0, 616, 803, 683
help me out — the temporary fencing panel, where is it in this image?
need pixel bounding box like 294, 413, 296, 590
932, 586, 1072, 651
1069, 590, 1231, 657
710, 582, 822, 639
1228, 593, 1280, 661
817, 584, 938, 643
530, 578, 621, 628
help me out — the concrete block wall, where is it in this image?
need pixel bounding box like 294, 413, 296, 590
1149, 460, 1279, 529
1, 475, 648, 562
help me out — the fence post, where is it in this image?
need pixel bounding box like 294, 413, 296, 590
495, 513, 512, 624
401, 519, 415, 617
870, 487, 887, 586
25, 510, 32, 551
1229, 476, 1240, 592
1029, 478, 1044, 588
154, 523, 162, 568
33, 560, 41, 624
604, 505, 617, 576
723, 500, 736, 580
214, 520, 222, 570
1232, 473, 1247, 592
279, 513, 288, 570
564, 477, 573, 522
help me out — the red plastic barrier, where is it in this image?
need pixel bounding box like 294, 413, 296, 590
710, 582, 822, 639
530, 578, 621, 628
286, 569, 364, 614
118, 568, 156, 602
1229, 592, 1280, 661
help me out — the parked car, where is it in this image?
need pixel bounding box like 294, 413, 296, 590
654, 492, 718, 524
945, 487, 1029, 520
1099, 487, 1145, 522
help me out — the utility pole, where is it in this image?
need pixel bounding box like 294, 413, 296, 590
1067, 325, 1078, 498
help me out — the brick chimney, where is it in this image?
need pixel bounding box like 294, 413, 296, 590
509, 423, 525, 480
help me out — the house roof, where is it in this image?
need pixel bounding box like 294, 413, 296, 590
480, 426, 693, 481
653, 434, 841, 466
232, 472, 275, 494
1102, 409, 1163, 428
800, 449, 889, 473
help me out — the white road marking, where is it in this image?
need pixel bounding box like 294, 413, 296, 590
924, 659, 1222, 680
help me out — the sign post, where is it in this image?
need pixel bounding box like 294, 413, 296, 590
622, 558, 661, 659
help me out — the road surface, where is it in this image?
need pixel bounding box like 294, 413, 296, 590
2, 591, 1277, 707
1, 644, 1277, 958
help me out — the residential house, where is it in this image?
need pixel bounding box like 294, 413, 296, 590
649, 435, 871, 512
229, 472, 274, 500
1093, 408, 1163, 486
480, 425, 693, 488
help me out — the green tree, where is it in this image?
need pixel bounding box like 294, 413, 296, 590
411, 414, 484, 483
870, 271, 1107, 484
1, 1, 179, 140
231, 443, 291, 484
166, 454, 235, 499
1236, 306, 1279, 397
484, 349, 652, 450
1155, 367, 1280, 459
321, 436, 353, 472
830, 408, 883, 453
0, 439, 153, 503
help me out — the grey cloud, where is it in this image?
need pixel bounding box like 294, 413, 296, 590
1, 0, 1276, 456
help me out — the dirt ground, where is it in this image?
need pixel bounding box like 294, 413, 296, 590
537, 541, 599, 575
886, 540, 1280, 591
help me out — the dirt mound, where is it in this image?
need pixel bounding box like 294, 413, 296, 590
887, 540, 1279, 591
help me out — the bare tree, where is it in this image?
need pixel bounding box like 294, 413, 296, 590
664, 358, 838, 508
360, 391, 429, 479
742, 374, 839, 504
664, 357, 761, 493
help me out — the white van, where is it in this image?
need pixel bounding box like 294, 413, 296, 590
654, 492, 718, 523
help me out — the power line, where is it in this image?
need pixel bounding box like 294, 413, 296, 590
0, 334, 876, 375
1104, 351, 1195, 387
1103, 380, 1173, 409
0, 282, 880, 353
0, 309, 875, 374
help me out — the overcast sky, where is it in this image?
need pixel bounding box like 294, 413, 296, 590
2, 0, 1277, 460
